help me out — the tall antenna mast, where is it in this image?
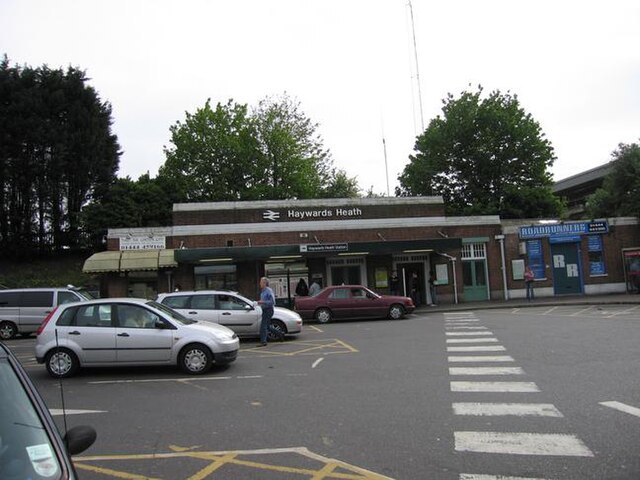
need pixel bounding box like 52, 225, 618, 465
382, 137, 390, 196
408, 0, 425, 132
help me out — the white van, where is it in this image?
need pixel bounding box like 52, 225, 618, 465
0, 287, 92, 339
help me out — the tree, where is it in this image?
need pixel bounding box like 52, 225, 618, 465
159, 94, 359, 201
586, 142, 640, 219
0, 55, 120, 257
397, 86, 563, 218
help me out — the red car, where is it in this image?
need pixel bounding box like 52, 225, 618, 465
294, 285, 415, 323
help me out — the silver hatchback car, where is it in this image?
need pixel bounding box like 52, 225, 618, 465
35, 298, 239, 378
156, 290, 303, 339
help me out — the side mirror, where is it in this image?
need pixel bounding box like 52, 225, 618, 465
64, 425, 96, 455
252, 301, 258, 309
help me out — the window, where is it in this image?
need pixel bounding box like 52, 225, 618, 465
0, 291, 19, 307
217, 294, 250, 310
350, 288, 366, 298
20, 292, 53, 308
162, 295, 191, 309
191, 295, 215, 310
75, 305, 113, 327
588, 235, 606, 275
118, 305, 159, 328
57, 291, 81, 305
330, 288, 349, 299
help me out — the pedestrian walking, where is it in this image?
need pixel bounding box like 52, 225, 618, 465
389, 270, 400, 296
428, 271, 437, 306
295, 278, 309, 296
308, 279, 321, 296
258, 277, 283, 346
410, 272, 421, 306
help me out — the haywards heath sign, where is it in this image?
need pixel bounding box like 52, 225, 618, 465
300, 243, 348, 253
262, 207, 363, 222
519, 221, 609, 239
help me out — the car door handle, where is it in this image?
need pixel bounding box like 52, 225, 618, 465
221, 312, 231, 315
69, 331, 81, 335
117, 333, 130, 337
188, 311, 198, 315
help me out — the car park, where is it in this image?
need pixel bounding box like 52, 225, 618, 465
0, 341, 96, 479
0, 287, 93, 340
294, 284, 415, 323
156, 290, 303, 339
35, 298, 239, 378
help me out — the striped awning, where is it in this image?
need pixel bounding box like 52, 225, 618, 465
83, 250, 177, 273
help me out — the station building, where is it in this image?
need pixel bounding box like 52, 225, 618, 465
83, 196, 640, 304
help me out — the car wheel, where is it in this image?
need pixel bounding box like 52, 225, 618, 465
179, 343, 212, 375
45, 348, 79, 378
0, 321, 17, 340
268, 319, 287, 340
389, 304, 405, 320
315, 308, 332, 324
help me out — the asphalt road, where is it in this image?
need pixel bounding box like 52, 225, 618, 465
7, 303, 640, 479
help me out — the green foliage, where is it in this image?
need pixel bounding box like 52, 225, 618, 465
0, 254, 93, 289
397, 86, 563, 218
586, 142, 640, 218
159, 94, 359, 201
0, 55, 120, 258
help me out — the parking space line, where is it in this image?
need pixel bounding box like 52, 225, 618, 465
450, 381, 540, 392
570, 306, 596, 316
600, 401, 640, 418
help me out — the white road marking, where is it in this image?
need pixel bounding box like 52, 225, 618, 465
446, 331, 494, 336
448, 356, 514, 363
446, 319, 480, 322
312, 358, 324, 368
448, 346, 506, 352
452, 403, 563, 417
454, 431, 593, 456
449, 367, 525, 376
90, 376, 236, 384
451, 381, 540, 392
49, 409, 106, 416
447, 338, 499, 343
600, 401, 640, 418
460, 474, 547, 480
446, 326, 489, 330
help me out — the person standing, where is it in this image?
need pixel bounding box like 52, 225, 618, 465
308, 279, 321, 296
295, 278, 309, 296
428, 271, 437, 306
524, 265, 535, 300
258, 277, 282, 346
410, 272, 421, 306
389, 270, 400, 296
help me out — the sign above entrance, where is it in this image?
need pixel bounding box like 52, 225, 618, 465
262, 207, 363, 222
119, 236, 166, 250
519, 221, 609, 239
300, 243, 348, 253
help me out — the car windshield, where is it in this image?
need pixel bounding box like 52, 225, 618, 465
73, 289, 94, 300
0, 359, 63, 480
146, 300, 196, 325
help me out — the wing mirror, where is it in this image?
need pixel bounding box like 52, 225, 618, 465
64, 425, 97, 455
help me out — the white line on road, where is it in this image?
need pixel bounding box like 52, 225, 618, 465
90, 376, 237, 384
448, 356, 514, 363
454, 431, 593, 456
447, 346, 506, 352
449, 367, 525, 376
446, 326, 489, 330
460, 474, 547, 480
451, 381, 540, 392
600, 401, 640, 418
446, 319, 480, 322
50, 409, 107, 416
446, 338, 499, 343
312, 358, 324, 368
452, 403, 563, 417
446, 331, 494, 336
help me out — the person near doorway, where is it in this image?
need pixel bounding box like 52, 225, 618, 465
524, 265, 535, 300
295, 278, 309, 296
389, 270, 400, 296
428, 271, 437, 306
258, 277, 283, 346
410, 272, 421, 306
309, 279, 321, 296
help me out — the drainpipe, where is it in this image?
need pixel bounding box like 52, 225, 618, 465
495, 234, 509, 300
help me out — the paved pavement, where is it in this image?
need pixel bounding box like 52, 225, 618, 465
417, 291, 640, 314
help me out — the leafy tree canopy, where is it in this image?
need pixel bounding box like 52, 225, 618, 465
159, 94, 359, 201
586, 142, 640, 219
397, 86, 563, 218
0, 55, 120, 258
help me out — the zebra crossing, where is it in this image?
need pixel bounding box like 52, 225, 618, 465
445, 311, 593, 480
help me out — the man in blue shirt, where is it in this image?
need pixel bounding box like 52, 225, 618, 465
258, 277, 283, 345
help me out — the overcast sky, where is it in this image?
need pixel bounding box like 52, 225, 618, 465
2, 0, 639, 195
